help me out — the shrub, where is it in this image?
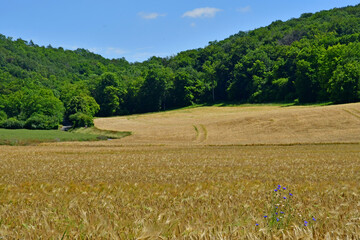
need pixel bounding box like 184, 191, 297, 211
69, 112, 94, 128
0, 117, 25, 129
0, 111, 7, 121
66, 95, 100, 117
24, 114, 59, 130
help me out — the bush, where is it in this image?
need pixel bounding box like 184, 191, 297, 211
66, 95, 100, 117
69, 112, 94, 128
24, 114, 59, 130
0, 117, 25, 129
0, 111, 7, 121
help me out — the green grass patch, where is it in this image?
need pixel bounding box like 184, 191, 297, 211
71, 127, 131, 140
0, 127, 131, 146
127, 101, 335, 116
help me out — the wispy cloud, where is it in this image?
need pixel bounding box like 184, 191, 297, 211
87, 47, 127, 57
88, 47, 100, 53
182, 7, 222, 18
138, 12, 166, 20
237, 6, 251, 13
106, 47, 127, 55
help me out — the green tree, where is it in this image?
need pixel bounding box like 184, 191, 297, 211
69, 112, 94, 128
202, 60, 219, 102
21, 89, 64, 123
66, 95, 99, 117
294, 60, 318, 103
328, 62, 360, 103
0, 110, 7, 122
138, 66, 173, 112
94, 72, 121, 116
172, 68, 198, 107
24, 114, 59, 130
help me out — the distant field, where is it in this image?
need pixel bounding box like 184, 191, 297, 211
0, 127, 131, 145
95, 102, 360, 145
0, 103, 359, 238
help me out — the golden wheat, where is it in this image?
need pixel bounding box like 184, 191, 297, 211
0, 103, 360, 238
94, 102, 360, 145
0, 143, 359, 238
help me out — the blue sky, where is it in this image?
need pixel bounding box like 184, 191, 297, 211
1, 0, 359, 62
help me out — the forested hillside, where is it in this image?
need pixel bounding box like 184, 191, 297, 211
1, 4, 360, 129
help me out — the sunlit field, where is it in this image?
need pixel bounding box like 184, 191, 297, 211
0, 103, 360, 238
95, 102, 360, 145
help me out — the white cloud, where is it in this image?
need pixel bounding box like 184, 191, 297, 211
87, 47, 127, 56
88, 47, 100, 53
138, 12, 166, 20
237, 6, 251, 13
182, 7, 222, 18
106, 47, 127, 55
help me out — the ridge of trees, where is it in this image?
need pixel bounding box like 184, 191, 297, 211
1, 4, 360, 129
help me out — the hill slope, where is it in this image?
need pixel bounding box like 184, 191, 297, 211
2, 3, 360, 128
94, 103, 360, 145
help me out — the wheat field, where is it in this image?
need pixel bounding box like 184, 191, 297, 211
95, 103, 360, 145
0, 103, 360, 239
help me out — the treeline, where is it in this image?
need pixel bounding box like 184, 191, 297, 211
1, 4, 360, 129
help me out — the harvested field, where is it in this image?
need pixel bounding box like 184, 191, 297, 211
0, 103, 360, 238
95, 102, 360, 145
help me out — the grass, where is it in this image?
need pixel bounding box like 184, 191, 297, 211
71, 127, 131, 140
178, 100, 334, 109
0, 127, 131, 145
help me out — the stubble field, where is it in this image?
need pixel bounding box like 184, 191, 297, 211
0, 103, 360, 239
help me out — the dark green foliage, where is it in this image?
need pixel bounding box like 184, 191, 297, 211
0, 111, 7, 121
0, 118, 25, 129
0, 89, 64, 129
66, 95, 99, 117
69, 112, 94, 128
172, 68, 199, 107
24, 114, 59, 130
138, 66, 173, 112
94, 72, 122, 116
21, 89, 65, 122
328, 62, 360, 103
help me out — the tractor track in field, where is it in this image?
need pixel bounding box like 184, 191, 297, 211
193, 124, 207, 143
343, 108, 360, 120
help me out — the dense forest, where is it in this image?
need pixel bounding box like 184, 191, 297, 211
1, 4, 360, 129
